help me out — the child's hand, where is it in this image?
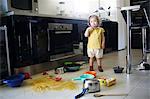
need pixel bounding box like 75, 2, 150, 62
87, 27, 94, 33
84, 27, 94, 37
101, 43, 105, 49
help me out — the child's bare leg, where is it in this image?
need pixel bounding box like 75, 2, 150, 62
89, 57, 94, 71
96, 58, 103, 72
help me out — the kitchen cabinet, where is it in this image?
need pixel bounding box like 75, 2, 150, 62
0, 26, 11, 82
102, 21, 118, 52
29, 19, 49, 63
2, 15, 84, 72
2, 15, 50, 69
14, 19, 33, 67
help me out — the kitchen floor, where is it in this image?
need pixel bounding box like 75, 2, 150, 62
0, 49, 150, 99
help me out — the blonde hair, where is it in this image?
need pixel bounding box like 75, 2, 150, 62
88, 15, 101, 26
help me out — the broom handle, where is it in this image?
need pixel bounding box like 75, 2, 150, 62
94, 93, 128, 97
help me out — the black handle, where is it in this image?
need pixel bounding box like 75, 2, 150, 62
75, 88, 88, 99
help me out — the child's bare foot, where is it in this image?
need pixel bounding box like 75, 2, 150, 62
98, 66, 103, 72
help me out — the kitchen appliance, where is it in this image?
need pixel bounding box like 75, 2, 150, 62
83, 79, 100, 93
47, 23, 73, 60
1, 0, 38, 15
75, 79, 100, 99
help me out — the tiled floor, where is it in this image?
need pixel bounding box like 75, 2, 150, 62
0, 49, 150, 99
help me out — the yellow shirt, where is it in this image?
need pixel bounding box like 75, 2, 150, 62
87, 27, 105, 49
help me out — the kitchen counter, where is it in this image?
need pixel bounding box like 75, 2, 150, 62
2, 11, 87, 21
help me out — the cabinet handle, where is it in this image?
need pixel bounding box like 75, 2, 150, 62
36, 34, 38, 40
26, 35, 29, 45
29, 22, 33, 54
3, 25, 11, 76
18, 35, 21, 47
47, 29, 50, 51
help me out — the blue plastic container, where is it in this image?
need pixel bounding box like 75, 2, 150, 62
72, 74, 94, 81
3, 74, 24, 87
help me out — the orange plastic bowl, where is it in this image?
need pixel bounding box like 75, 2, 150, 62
84, 71, 96, 77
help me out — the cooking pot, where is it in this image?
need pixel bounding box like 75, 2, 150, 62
83, 79, 100, 93
75, 79, 100, 99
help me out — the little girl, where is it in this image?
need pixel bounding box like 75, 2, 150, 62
84, 15, 105, 72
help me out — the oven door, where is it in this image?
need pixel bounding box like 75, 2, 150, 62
48, 30, 73, 55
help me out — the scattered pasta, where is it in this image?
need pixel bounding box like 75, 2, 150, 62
29, 75, 77, 92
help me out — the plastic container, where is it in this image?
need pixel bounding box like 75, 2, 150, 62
3, 74, 24, 87
63, 62, 81, 72
84, 71, 97, 77
73, 74, 94, 81
64, 65, 81, 72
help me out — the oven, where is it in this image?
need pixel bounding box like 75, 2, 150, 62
47, 23, 73, 60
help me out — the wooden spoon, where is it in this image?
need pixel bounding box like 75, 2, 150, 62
94, 93, 128, 97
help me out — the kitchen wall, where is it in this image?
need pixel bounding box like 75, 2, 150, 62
38, 0, 99, 19
99, 0, 117, 21
95, 0, 129, 50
